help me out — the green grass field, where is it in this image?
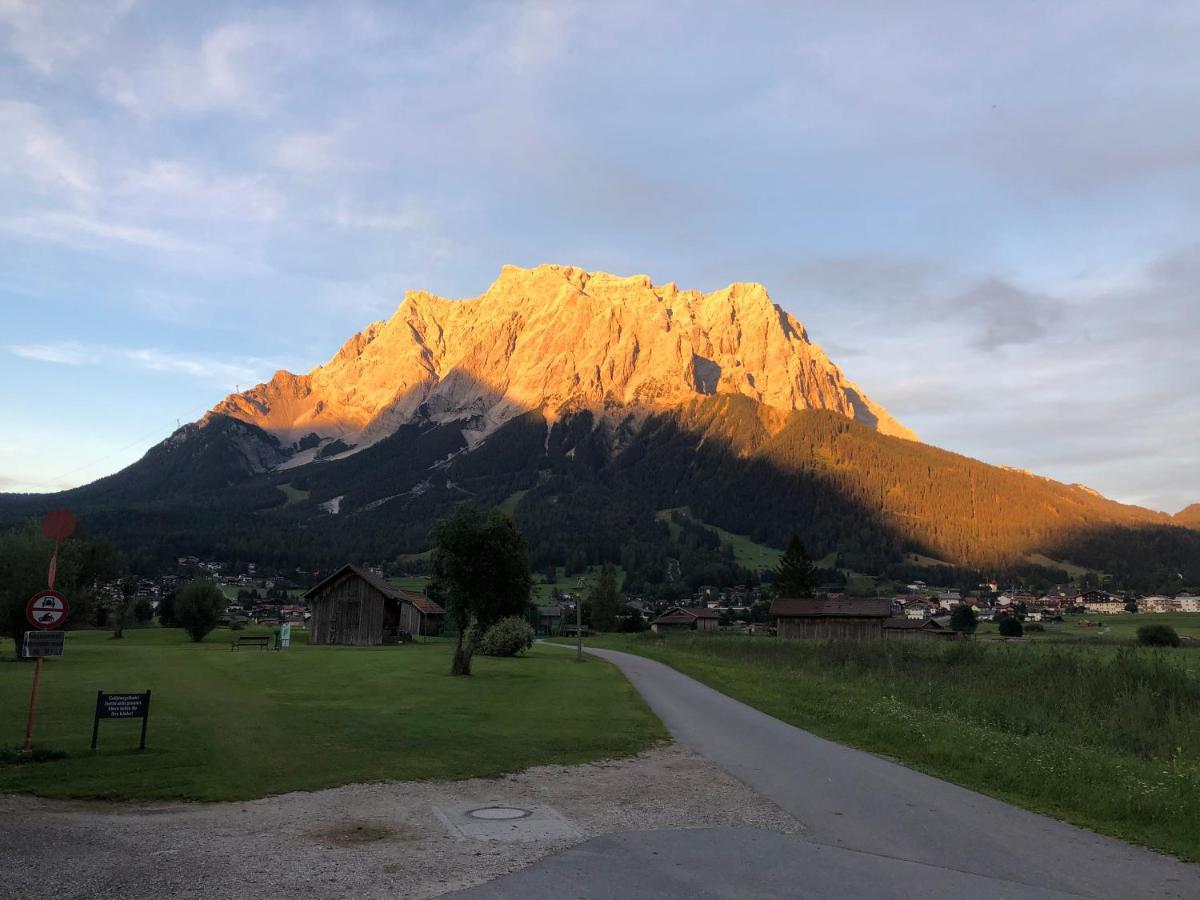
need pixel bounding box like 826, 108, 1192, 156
561, 633, 1200, 861
0, 628, 664, 802
531, 566, 625, 603
976, 613, 1200, 643
655, 507, 782, 572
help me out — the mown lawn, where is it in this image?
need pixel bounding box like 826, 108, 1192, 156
0, 628, 664, 801
564, 633, 1200, 861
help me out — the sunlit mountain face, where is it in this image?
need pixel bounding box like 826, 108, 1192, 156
208, 264, 914, 466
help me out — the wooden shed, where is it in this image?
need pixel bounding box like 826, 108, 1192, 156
304, 565, 445, 645
650, 606, 720, 633
771, 597, 892, 640
883, 616, 954, 641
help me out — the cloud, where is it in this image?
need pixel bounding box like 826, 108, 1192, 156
102, 21, 295, 116
0, 211, 213, 257
269, 128, 346, 176
0, 102, 94, 196
8, 340, 95, 365
5, 341, 280, 387
0, 0, 135, 74
115, 159, 284, 224
955, 279, 1061, 350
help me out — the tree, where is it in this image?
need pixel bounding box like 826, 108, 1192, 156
949, 603, 978, 633
111, 577, 137, 640
997, 615, 1024, 637
428, 506, 532, 676
618, 607, 647, 632
586, 564, 621, 632
1124, 601, 1139, 614
774, 535, 816, 598
0, 523, 121, 657
174, 579, 225, 642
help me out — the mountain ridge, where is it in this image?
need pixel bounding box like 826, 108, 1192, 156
209, 263, 916, 460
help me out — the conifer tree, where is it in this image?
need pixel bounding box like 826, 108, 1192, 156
774, 535, 816, 597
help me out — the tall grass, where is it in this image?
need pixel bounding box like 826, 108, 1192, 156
597, 633, 1200, 860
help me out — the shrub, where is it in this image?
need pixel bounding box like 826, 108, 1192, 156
174, 579, 225, 642
997, 616, 1024, 637
1137, 624, 1181, 648
1024, 622, 1045, 633
477, 616, 535, 657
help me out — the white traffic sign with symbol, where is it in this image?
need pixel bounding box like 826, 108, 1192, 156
26, 590, 70, 630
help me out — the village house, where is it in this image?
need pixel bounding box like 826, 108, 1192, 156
304, 564, 445, 645
650, 606, 721, 633
771, 598, 893, 640
1177, 595, 1200, 613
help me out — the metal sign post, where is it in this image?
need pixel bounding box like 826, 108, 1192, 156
22, 509, 75, 753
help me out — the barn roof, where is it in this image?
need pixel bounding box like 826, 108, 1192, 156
304, 564, 445, 615
652, 614, 698, 625
883, 616, 943, 630
652, 607, 715, 628
770, 598, 893, 618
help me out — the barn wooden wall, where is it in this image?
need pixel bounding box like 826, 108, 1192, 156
308, 575, 386, 645
777, 617, 885, 640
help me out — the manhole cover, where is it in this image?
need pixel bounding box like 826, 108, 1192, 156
467, 806, 532, 820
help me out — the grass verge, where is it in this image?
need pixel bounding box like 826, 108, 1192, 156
561, 633, 1200, 861
0, 628, 665, 801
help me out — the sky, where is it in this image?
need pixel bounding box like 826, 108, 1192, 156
1, 1, 1197, 512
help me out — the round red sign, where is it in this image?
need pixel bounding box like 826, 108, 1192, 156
27, 590, 69, 630
41, 508, 76, 542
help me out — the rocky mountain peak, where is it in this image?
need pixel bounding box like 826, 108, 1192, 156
208, 264, 916, 460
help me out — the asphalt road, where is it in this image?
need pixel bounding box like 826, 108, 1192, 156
455, 645, 1200, 899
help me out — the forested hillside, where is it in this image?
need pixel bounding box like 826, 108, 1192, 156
2, 401, 1197, 594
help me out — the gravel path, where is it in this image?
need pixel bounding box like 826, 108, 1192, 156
0, 746, 796, 899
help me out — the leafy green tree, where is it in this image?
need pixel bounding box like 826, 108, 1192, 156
774, 535, 816, 598
949, 603, 978, 633
0, 522, 121, 657
428, 506, 532, 676
174, 579, 225, 642
618, 607, 647, 632
997, 615, 1023, 638
586, 564, 621, 632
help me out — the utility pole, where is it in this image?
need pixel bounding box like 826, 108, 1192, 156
576, 575, 586, 662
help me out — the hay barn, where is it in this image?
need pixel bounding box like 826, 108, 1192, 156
650, 606, 720, 633
771, 597, 892, 640
304, 564, 445, 645
883, 616, 954, 641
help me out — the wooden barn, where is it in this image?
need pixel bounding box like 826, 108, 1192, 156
883, 616, 954, 641
650, 606, 720, 633
771, 597, 892, 640
304, 565, 445, 645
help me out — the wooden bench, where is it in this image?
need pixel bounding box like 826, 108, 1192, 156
231, 636, 271, 651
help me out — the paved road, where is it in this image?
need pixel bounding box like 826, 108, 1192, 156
456, 645, 1200, 898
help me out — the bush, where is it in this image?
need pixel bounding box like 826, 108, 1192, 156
997, 616, 1023, 637
174, 579, 225, 643
1137, 624, 1181, 647
1024, 622, 1045, 633
477, 616, 535, 657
